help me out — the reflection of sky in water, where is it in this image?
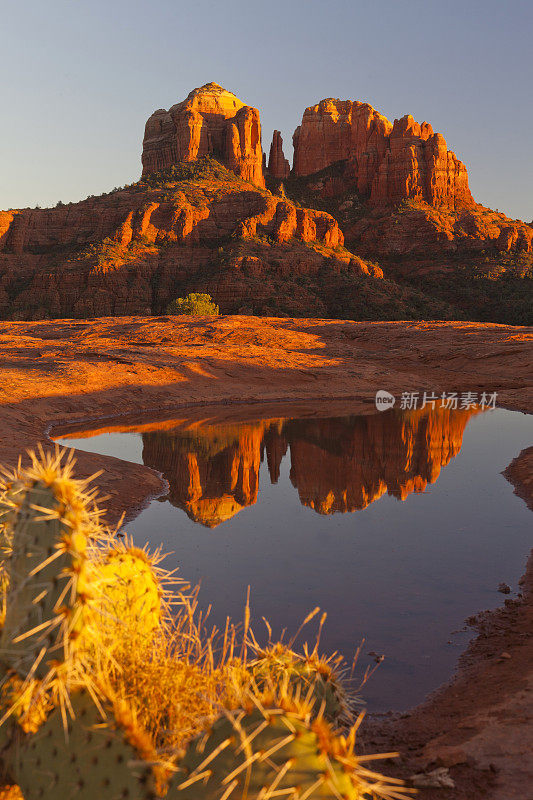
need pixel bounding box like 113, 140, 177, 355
59, 408, 532, 712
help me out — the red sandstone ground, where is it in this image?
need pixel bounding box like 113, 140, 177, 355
0, 315, 531, 799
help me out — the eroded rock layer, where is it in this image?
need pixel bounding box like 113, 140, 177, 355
292, 98, 474, 209
0, 161, 365, 320
142, 83, 265, 187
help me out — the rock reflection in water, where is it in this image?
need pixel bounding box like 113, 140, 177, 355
141, 407, 477, 527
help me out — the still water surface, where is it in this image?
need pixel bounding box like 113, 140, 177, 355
58, 406, 532, 711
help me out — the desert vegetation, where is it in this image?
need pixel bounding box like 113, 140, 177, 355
0, 448, 412, 799
166, 292, 220, 316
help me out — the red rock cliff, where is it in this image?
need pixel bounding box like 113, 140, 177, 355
142, 82, 265, 188
287, 408, 477, 513
138, 407, 477, 525
141, 421, 278, 527
292, 98, 474, 209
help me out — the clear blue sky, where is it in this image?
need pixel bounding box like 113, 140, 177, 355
2, 0, 532, 221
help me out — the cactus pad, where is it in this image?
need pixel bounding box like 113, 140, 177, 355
0, 478, 91, 679
250, 643, 356, 729
89, 545, 163, 649
0, 674, 52, 735
172, 695, 411, 799
12, 690, 159, 800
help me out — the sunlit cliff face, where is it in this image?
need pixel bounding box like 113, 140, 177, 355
140, 407, 478, 527
141, 421, 280, 527
285, 408, 476, 514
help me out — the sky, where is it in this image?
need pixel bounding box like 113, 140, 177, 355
2, 0, 532, 221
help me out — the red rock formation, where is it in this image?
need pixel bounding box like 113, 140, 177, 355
138, 407, 477, 524
142, 83, 265, 188
293, 99, 392, 185
141, 421, 279, 527
1, 85, 529, 323
286, 408, 477, 514
263, 423, 288, 483
267, 130, 290, 179
371, 116, 472, 208
292, 98, 474, 209
0, 161, 355, 320
345, 201, 533, 259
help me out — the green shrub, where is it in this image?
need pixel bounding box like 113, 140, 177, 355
166, 292, 219, 316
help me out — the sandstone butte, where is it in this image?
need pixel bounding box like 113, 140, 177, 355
0, 82, 531, 323
136, 407, 476, 526
287, 97, 532, 262
142, 82, 265, 188
292, 99, 473, 208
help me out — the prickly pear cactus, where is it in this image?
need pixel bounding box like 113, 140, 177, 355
250, 643, 356, 729
89, 545, 163, 648
0, 477, 92, 679
0, 674, 52, 735
0, 449, 408, 800
171, 695, 410, 800
12, 690, 160, 800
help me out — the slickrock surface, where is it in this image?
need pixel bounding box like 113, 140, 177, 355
0, 314, 530, 513
142, 83, 264, 187
0, 316, 531, 800
292, 98, 473, 208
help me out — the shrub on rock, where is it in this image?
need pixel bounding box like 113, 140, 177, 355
166, 293, 219, 316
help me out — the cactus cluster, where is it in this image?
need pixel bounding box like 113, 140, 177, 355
172, 693, 409, 800
0, 447, 412, 800
249, 641, 358, 730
